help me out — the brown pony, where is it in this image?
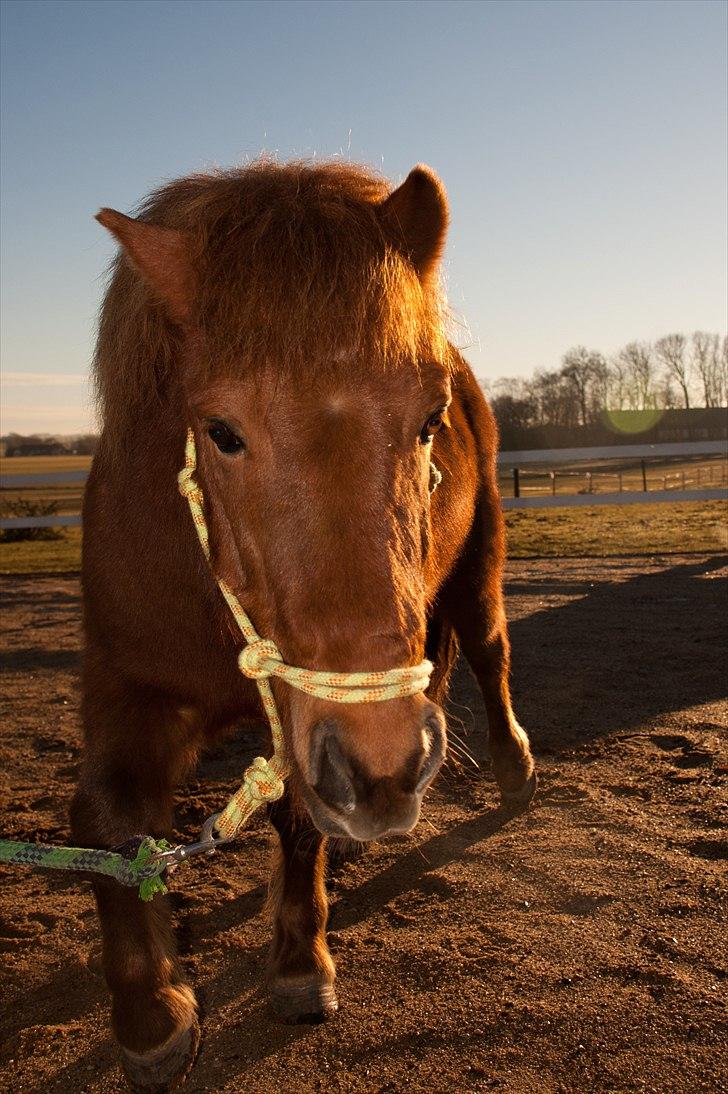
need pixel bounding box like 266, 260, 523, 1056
70, 160, 535, 1090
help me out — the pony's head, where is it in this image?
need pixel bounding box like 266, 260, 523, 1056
97, 162, 453, 840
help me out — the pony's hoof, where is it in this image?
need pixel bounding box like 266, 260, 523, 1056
500, 769, 537, 811
270, 979, 338, 1024
120, 1016, 201, 1092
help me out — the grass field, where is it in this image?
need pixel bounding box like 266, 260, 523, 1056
0, 501, 725, 574
505, 499, 727, 556
0, 454, 92, 514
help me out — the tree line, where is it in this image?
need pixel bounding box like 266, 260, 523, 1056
484, 331, 727, 438
1, 433, 98, 455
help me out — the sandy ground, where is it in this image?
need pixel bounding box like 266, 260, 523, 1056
1, 554, 726, 1094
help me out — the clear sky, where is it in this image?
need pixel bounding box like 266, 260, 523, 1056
1, 0, 726, 433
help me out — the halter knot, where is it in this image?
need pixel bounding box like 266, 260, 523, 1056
243, 756, 285, 803
177, 469, 202, 501
238, 639, 284, 680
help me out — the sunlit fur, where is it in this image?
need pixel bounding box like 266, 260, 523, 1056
95, 160, 449, 455
72, 159, 535, 1079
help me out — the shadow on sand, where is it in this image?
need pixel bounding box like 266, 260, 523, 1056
506, 554, 727, 749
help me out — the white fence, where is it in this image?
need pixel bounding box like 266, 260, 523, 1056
498, 439, 728, 510
1, 439, 726, 529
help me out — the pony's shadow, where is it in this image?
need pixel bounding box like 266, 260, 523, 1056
1, 647, 79, 672
507, 553, 727, 749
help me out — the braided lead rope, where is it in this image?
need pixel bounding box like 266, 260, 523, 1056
177, 428, 434, 841
0, 837, 172, 901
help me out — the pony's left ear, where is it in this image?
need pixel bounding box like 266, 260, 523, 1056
96, 208, 194, 325
378, 165, 449, 284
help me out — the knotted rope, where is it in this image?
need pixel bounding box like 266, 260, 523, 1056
0, 836, 173, 901
178, 429, 433, 840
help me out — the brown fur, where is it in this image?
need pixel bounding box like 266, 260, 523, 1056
95, 161, 448, 454
71, 159, 534, 1084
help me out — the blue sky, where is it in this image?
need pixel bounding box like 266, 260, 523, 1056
1, 0, 726, 433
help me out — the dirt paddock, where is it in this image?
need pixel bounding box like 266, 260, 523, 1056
1, 555, 726, 1094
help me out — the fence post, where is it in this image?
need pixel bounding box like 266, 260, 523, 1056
618, 471, 623, 492
641, 459, 647, 492
512, 467, 520, 499
550, 470, 556, 496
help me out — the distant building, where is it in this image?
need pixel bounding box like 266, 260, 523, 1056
494, 406, 728, 452
648, 407, 728, 443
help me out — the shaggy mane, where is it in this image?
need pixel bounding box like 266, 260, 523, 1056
94, 160, 450, 442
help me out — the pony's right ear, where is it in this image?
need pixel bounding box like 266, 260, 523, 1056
96, 208, 194, 325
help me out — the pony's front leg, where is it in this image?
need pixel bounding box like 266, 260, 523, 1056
440, 484, 536, 807
70, 678, 201, 1090
267, 792, 337, 1022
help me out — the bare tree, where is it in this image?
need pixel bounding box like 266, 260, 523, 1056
561, 346, 604, 425
587, 355, 611, 419
690, 332, 721, 407
490, 392, 538, 439
655, 333, 691, 409
618, 341, 656, 410
531, 368, 579, 428
606, 355, 629, 410
657, 374, 679, 409
491, 376, 529, 400
74, 434, 99, 455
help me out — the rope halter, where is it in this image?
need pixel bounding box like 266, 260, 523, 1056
177, 429, 433, 841
0, 427, 438, 900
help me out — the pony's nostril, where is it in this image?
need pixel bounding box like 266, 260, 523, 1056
415, 711, 446, 794
311, 723, 356, 816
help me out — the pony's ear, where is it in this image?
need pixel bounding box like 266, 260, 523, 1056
96, 208, 194, 325
378, 165, 449, 284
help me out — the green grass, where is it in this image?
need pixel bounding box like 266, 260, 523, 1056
0, 527, 83, 573
505, 500, 727, 557
1, 501, 725, 576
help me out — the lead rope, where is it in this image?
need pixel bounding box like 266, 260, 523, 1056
177, 428, 434, 841
0, 429, 438, 898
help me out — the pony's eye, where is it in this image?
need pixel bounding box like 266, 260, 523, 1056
419, 410, 445, 445
207, 420, 245, 455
